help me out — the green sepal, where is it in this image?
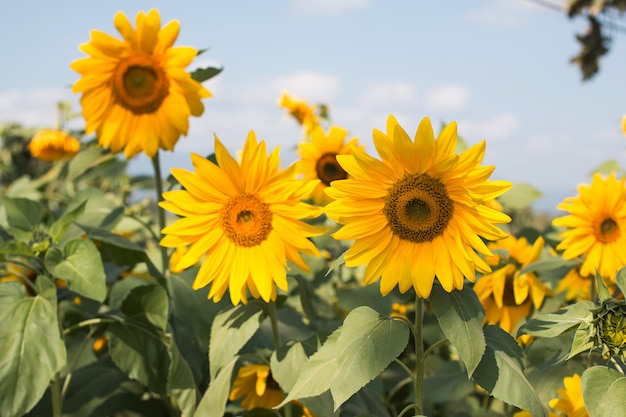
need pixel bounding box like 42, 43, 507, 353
191, 66, 223, 83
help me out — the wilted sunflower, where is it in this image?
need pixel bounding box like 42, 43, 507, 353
548, 374, 589, 417
298, 125, 362, 205
71, 9, 211, 159
159, 132, 325, 305
28, 129, 80, 161
229, 364, 283, 410
553, 172, 626, 279
324, 115, 511, 298
278, 91, 320, 135
474, 235, 552, 333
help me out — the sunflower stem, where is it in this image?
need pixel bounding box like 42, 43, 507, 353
151, 152, 173, 298
267, 301, 282, 348
414, 295, 425, 415
51, 372, 63, 417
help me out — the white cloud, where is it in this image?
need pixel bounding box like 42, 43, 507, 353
0, 87, 78, 128
466, 0, 545, 27
457, 114, 518, 141
423, 85, 469, 113
291, 0, 371, 15
358, 82, 415, 108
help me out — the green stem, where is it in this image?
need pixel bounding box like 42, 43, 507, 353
267, 301, 282, 348
414, 295, 424, 415
151, 152, 173, 298
51, 373, 62, 417
423, 337, 448, 360
63, 317, 115, 336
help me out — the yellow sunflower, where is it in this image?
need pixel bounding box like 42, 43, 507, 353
474, 235, 553, 333
552, 172, 626, 279
229, 364, 284, 410
278, 91, 320, 135
297, 125, 362, 205
71, 9, 211, 159
28, 129, 80, 161
548, 374, 589, 417
159, 132, 325, 305
324, 115, 511, 298
556, 266, 593, 301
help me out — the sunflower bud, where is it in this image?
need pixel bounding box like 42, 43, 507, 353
593, 299, 626, 360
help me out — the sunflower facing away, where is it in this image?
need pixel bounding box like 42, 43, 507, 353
71, 9, 211, 159
298, 125, 362, 205
552, 172, 626, 280
324, 115, 511, 298
159, 132, 325, 305
29, 129, 80, 161
473, 235, 553, 333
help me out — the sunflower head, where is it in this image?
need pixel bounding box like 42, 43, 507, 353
553, 172, 626, 279
298, 125, 362, 205
473, 235, 553, 333
278, 91, 320, 135
229, 364, 283, 410
28, 129, 80, 161
324, 115, 511, 298
592, 298, 626, 360
71, 9, 212, 159
548, 374, 589, 417
159, 131, 325, 305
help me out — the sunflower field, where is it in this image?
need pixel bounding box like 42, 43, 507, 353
2, 8, 626, 417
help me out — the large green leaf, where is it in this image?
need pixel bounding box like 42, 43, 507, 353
498, 182, 543, 210
281, 330, 341, 405
106, 285, 172, 394
0, 282, 66, 417
330, 306, 410, 410
168, 341, 198, 416
472, 326, 546, 417
209, 303, 264, 379
0, 197, 43, 231
423, 361, 475, 402
68, 146, 113, 180
193, 357, 237, 417
45, 238, 106, 302
430, 286, 485, 376
582, 366, 626, 417
47, 200, 86, 243
271, 341, 308, 393
520, 300, 595, 338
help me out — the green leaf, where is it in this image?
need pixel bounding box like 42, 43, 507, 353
168, 341, 198, 417
190, 66, 223, 83
582, 366, 626, 417
568, 321, 596, 359
590, 159, 621, 176
209, 303, 264, 379
47, 200, 87, 243
430, 286, 486, 376
271, 342, 309, 392
281, 330, 341, 405
45, 239, 106, 302
595, 270, 612, 301
0, 283, 66, 417
194, 357, 237, 417
68, 147, 113, 181
330, 306, 410, 410
520, 300, 595, 338
423, 361, 475, 402
0, 239, 33, 256
472, 326, 546, 417
325, 251, 346, 277
616, 266, 626, 296
497, 182, 543, 210
77, 224, 145, 252
1, 197, 43, 230
518, 257, 579, 275
106, 285, 171, 394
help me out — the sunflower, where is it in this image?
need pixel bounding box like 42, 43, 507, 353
71, 9, 211, 159
28, 129, 80, 161
159, 132, 325, 305
474, 235, 553, 333
278, 91, 320, 135
298, 125, 362, 205
552, 172, 626, 279
324, 115, 511, 298
556, 266, 593, 301
548, 374, 589, 417
229, 364, 284, 410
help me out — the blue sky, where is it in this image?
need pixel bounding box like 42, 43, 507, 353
2, 0, 626, 212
